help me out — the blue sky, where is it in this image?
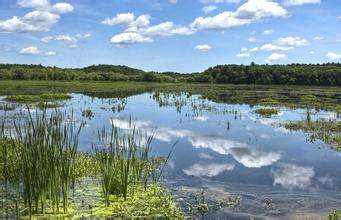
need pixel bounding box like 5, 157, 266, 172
0, 0, 340, 73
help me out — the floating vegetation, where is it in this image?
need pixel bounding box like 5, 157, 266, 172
187, 189, 241, 218
283, 119, 341, 151
255, 108, 279, 118
4, 93, 71, 103
111, 98, 127, 113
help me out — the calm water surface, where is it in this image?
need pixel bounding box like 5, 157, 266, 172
1, 92, 341, 219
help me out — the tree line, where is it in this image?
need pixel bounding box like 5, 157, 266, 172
0, 63, 340, 86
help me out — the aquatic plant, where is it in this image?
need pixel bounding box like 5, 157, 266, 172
284, 119, 341, 151
255, 108, 279, 118
4, 93, 71, 103
2, 107, 84, 217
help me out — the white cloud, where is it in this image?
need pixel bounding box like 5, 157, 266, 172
248, 37, 256, 42
183, 163, 235, 177
76, 33, 91, 39
110, 32, 153, 45
17, 0, 50, 8
260, 43, 294, 51
102, 12, 135, 26
169, 0, 178, 3
276, 36, 309, 46
104, 13, 194, 44
265, 53, 287, 63
249, 46, 259, 52
51, 3, 74, 14
41, 35, 53, 42
263, 29, 274, 35
44, 51, 55, 56
55, 34, 77, 42
272, 163, 315, 189
314, 36, 324, 41
309, 51, 315, 54
236, 52, 250, 58
0, 0, 73, 33
191, 0, 288, 31
194, 44, 212, 52
202, 5, 218, 14
19, 46, 41, 55
283, 0, 320, 6
326, 52, 341, 60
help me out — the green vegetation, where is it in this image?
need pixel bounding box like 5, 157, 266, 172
329, 210, 341, 220
4, 93, 71, 103
255, 108, 279, 117
0, 62, 340, 86
0, 81, 340, 113
0, 108, 183, 219
284, 119, 341, 151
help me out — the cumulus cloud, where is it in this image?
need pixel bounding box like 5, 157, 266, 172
272, 163, 315, 189
283, 0, 320, 6
194, 44, 212, 52
19, 46, 56, 56
110, 32, 153, 44
19, 46, 41, 55
0, 0, 73, 33
260, 44, 294, 51
191, 0, 288, 31
326, 52, 341, 60
202, 5, 218, 14
265, 53, 287, 63
103, 12, 194, 45
183, 163, 235, 177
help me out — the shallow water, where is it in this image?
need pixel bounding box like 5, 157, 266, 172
1, 92, 340, 218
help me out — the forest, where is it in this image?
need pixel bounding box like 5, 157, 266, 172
0, 62, 340, 86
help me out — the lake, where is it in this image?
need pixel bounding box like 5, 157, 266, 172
1, 91, 340, 219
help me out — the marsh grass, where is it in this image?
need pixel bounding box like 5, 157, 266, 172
255, 108, 279, 118
1, 107, 83, 218
5, 93, 71, 103
284, 119, 341, 151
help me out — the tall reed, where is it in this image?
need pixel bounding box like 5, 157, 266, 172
7, 107, 83, 217
94, 123, 156, 206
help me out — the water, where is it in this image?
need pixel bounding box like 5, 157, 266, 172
1, 92, 341, 218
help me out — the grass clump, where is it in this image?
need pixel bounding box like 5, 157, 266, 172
284, 119, 341, 151
255, 108, 279, 117
329, 210, 341, 220
4, 93, 71, 103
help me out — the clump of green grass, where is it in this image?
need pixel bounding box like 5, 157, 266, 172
255, 108, 279, 117
284, 119, 341, 151
1, 108, 84, 218
329, 210, 341, 220
4, 93, 71, 103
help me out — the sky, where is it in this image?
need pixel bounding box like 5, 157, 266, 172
0, 0, 340, 73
